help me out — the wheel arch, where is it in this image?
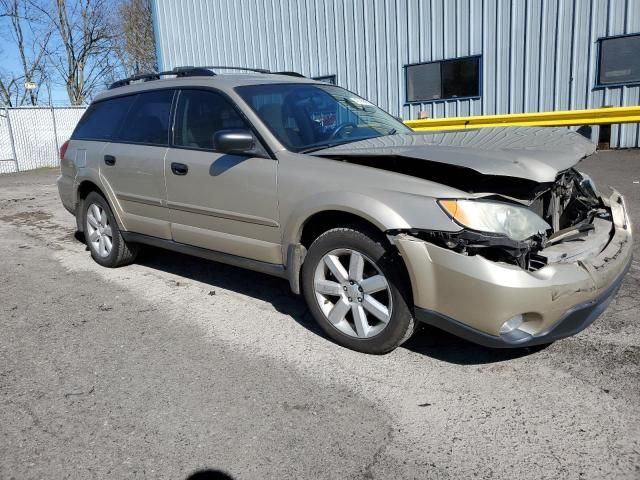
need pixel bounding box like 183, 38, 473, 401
283, 195, 412, 295
298, 210, 386, 249
283, 192, 411, 250
75, 179, 125, 232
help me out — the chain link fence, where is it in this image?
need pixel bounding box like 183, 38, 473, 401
0, 106, 87, 174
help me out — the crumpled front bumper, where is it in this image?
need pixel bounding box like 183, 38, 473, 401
393, 190, 633, 348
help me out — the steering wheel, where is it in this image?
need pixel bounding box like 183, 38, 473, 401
329, 122, 358, 140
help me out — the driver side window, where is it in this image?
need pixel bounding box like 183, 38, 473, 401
244, 92, 307, 148
173, 89, 248, 151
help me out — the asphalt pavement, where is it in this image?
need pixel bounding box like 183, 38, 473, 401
1, 149, 639, 479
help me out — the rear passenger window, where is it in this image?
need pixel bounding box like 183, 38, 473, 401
72, 96, 134, 141
118, 90, 174, 145
173, 89, 248, 151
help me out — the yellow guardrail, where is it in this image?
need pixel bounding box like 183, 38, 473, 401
404, 105, 640, 131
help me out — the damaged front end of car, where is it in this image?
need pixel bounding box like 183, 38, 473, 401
385, 168, 633, 347
394, 168, 612, 272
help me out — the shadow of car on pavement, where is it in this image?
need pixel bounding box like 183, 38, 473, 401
74, 232, 547, 365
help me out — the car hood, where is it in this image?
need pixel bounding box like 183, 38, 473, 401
315, 127, 596, 183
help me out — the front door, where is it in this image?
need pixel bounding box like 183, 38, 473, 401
164, 89, 281, 264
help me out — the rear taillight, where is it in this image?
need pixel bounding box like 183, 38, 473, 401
59, 139, 70, 161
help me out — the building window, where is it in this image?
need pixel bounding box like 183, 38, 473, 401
405, 56, 481, 102
313, 75, 337, 85
597, 34, 640, 87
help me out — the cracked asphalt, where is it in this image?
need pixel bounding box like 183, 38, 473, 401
1, 149, 639, 479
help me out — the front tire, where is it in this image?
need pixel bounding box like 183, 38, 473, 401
301, 227, 416, 354
83, 191, 138, 268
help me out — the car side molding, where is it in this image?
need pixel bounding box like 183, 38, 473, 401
121, 232, 287, 279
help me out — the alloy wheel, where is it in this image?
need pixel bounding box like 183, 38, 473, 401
313, 248, 392, 338
86, 203, 113, 258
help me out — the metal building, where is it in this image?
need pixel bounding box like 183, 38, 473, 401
151, 0, 640, 148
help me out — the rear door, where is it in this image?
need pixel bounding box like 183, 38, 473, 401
101, 89, 175, 239
164, 89, 281, 263
71, 95, 134, 196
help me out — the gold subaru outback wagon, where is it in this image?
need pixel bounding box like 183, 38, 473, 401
58, 66, 633, 354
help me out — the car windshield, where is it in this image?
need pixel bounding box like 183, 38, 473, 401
236, 83, 411, 153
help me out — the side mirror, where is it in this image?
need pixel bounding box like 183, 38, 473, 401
213, 129, 256, 155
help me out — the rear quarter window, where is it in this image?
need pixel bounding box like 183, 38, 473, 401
72, 96, 135, 141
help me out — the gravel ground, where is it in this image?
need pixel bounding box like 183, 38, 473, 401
0, 149, 639, 479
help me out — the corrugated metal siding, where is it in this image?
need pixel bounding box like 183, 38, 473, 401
153, 0, 640, 148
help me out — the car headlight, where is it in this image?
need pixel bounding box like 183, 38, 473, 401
438, 199, 551, 241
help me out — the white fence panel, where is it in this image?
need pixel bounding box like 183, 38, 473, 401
53, 107, 87, 155
0, 106, 86, 174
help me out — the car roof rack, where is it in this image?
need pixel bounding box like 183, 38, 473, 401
108, 66, 304, 89
272, 71, 306, 78
201, 66, 271, 74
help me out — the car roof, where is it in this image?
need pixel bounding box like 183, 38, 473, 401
93, 73, 322, 102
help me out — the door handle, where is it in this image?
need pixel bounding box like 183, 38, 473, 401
104, 154, 116, 166
171, 162, 189, 176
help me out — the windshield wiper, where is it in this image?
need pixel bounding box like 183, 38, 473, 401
298, 138, 370, 154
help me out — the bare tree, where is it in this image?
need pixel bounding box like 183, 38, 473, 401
34, 0, 119, 105
0, 60, 21, 106
116, 0, 157, 75
2, 0, 155, 106
0, 0, 52, 106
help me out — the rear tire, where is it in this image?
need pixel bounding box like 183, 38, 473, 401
83, 191, 138, 268
301, 226, 416, 354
